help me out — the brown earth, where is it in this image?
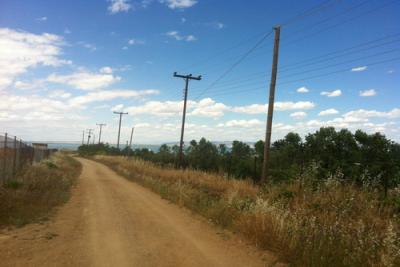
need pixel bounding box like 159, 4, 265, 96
0, 158, 280, 267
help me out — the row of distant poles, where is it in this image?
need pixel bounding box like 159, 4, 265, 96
174, 26, 281, 184
81, 112, 135, 150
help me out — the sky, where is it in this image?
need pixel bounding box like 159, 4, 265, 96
0, 0, 399, 144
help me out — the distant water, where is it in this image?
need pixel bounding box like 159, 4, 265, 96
46, 143, 162, 152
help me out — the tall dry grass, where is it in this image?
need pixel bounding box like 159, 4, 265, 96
95, 155, 400, 267
0, 152, 81, 227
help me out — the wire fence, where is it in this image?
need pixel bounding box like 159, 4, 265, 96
0, 133, 57, 183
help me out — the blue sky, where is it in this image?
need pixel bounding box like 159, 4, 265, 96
0, 0, 399, 144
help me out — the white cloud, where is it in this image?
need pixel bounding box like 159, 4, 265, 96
100, 66, 113, 74
186, 35, 197, 42
108, 0, 132, 14
216, 22, 225, 29
36, 17, 47, 22
162, 0, 198, 9
359, 89, 377, 97
141, 0, 153, 8
125, 100, 188, 117
47, 70, 121, 90
206, 22, 225, 30
190, 98, 229, 118
68, 89, 159, 106
48, 89, 72, 99
166, 31, 197, 42
13, 80, 44, 90
290, 111, 307, 119
78, 42, 97, 51
343, 108, 400, 120
128, 38, 145, 45
111, 104, 124, 112
351, 66, 367, 72
0, 28, 67, 89
296, 86, 309, 93
125, 98, 227, 118
318, 108, 339, 116
232, 101, 315, 114
218, 119, 263, 128
321, 89, 342, 97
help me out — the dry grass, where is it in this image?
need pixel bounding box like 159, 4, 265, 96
0, 152, 81, 227
95, 155, 400, 267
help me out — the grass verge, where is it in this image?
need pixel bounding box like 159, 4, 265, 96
0, 152, 81, 227
95, 155, 400, 267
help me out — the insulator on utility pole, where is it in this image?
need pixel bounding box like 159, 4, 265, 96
173, 72, 202, 168
261, 25, 281, 184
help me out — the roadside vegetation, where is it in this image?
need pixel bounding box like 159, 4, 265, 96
81, 127, 400, 266
94, 154, 400, 267
0, 152, 81, 227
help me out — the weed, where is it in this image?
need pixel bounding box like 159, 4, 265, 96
94, 155, 400, 267
0, 152, 81, 227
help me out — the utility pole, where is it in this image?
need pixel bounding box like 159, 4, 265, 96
86, 129, 94, 145
129, 127, 135, 149
173, 72, 202, 167
261, 25, 281, 184
82, 130, 85, 145
113, 111, 128, 149
96, 123, 106, 144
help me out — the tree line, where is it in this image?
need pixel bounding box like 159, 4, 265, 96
78, 127, 400, 195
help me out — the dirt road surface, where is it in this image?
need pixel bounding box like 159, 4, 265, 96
0, 158, 278, 267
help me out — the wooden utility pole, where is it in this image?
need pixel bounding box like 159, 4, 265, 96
261, 25, 281, 184
82, 130, 85, 145
173, 72, 202, 167
129, 127, 135, 149
86, 129, 94, 145
113, 111, 128, 149
96, 123, 106, 144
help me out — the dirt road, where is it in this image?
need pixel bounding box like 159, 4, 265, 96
0, 158, 277, 267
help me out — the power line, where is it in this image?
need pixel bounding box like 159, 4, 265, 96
281, 0, 343, 27
279, 34, 400, 72
279, 48, 400, 80
191, 48, 398, 96
179, 0, 343, 74
192, 33, 400, 92
281, 0, 400, 47
279, 56, 400, 85
193, 30, 274, 101
178, 31, 269, 73
207, 56, 400, 98
281, 0, 370, 39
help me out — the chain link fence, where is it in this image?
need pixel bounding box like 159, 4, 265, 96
0, 133, 57, 183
